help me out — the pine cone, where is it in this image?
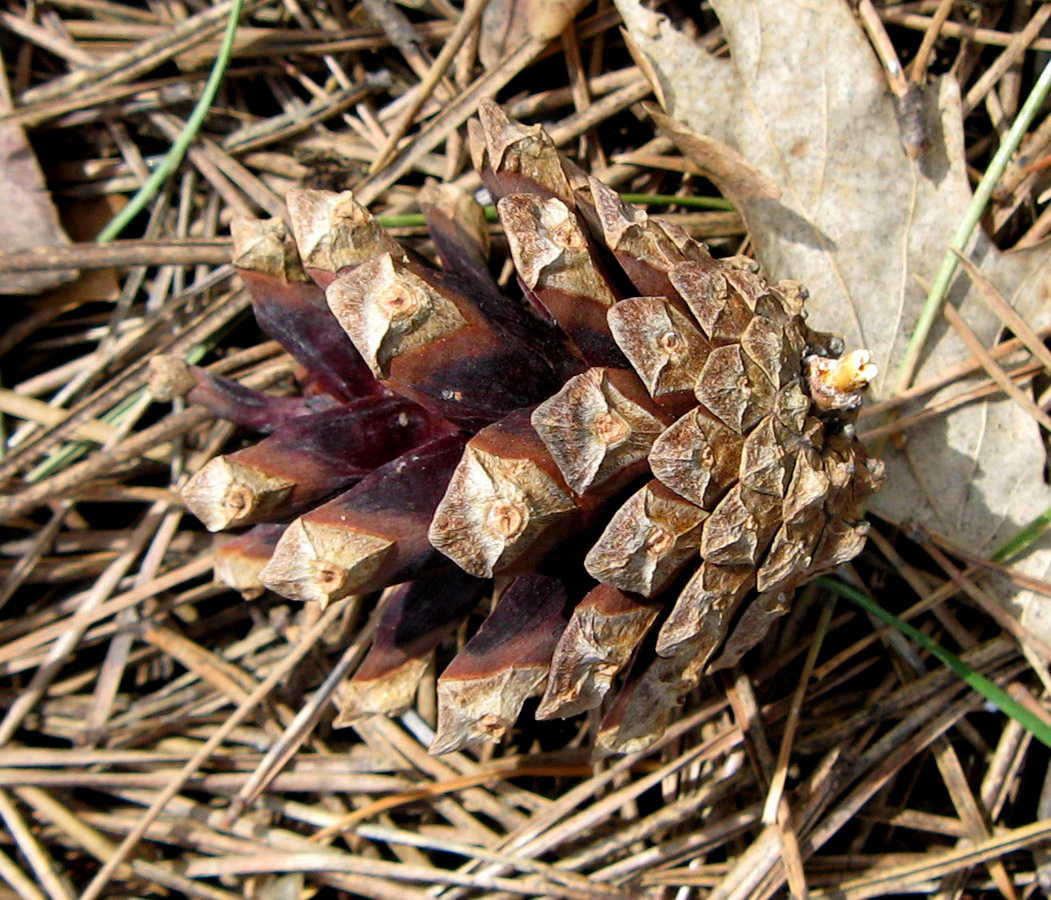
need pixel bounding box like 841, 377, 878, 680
179, 102, 884, 755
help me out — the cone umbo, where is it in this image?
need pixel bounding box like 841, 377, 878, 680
179, 101, 883, 755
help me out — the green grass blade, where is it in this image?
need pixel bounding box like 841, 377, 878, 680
29, 1, 245, 479
619, 193, 734, 211
818, 575, 1051, 749
95, 0, 245, 244
992, 505, 1051, 563
376, 192, 735, 229
894, 56, 1051, 393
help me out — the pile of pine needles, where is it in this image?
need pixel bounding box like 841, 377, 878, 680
1, 1, 1051, 898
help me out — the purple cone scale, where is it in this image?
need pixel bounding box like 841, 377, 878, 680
181, 102, 883, 755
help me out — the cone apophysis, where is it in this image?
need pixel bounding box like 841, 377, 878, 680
177, 101, 883, 755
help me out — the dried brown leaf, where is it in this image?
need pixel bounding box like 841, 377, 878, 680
478, 0, 588, 70
617, 0, 1051, 624
0, 124, 77, 293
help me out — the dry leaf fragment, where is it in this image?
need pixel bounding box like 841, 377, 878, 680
478, 0, 589, 70
617, 0, 1051, 626
0, 124, 78, 293
647, 109, 782, 203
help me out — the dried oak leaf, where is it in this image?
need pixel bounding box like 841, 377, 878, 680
617, 0, 1051, 634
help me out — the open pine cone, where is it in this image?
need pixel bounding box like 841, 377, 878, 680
174, 102, 884, 755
